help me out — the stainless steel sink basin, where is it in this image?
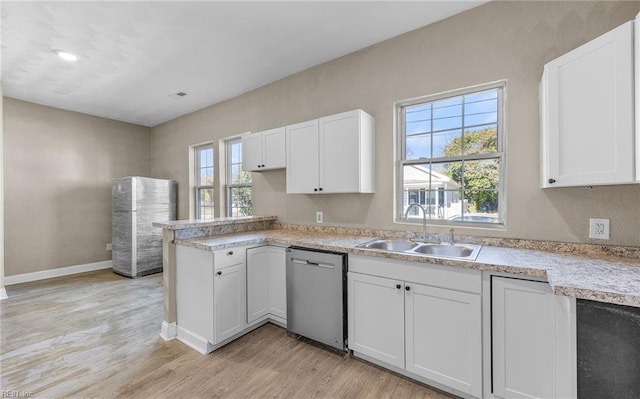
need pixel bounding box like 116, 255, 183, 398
357, 239, 481, 261
360, 239, 420, 252
412, 244, 474, 258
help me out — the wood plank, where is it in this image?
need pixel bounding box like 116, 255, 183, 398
1, 269, 453, 398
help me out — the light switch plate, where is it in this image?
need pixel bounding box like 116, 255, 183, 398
589, 218, 609, 240
316, 212, 323, 224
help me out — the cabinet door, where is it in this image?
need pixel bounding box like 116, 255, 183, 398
246, 247, 269, 324
214, 263, 246, 344
405, 283, 482, 398
541, 21, 634, 187
262, 127, 286, 170
348, 272, 405, 368
267, 246, 287, 320
242, 132, 263, 172
176, 246, 215, 344
319, 110, 361, 193
492, 277, 576, 399
286, 119, 319, 193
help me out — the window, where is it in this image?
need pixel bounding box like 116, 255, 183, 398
195, 143, 215, 219
226, 138, 252, 217
396, 81, 505, 226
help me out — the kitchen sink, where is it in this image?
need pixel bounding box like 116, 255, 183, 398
357, 239, 481, 261
412, 244, 474, 258
360, 239, 420, 252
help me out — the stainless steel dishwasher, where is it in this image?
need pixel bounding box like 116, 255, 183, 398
286, 246, 347, 351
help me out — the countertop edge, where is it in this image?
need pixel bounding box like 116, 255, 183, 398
153, 216, 278, 230
172, 229, 640, 308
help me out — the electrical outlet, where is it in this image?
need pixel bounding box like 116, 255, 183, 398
589, 218, 610, 240
316, 211, 323, 224
106, 243, 112, 251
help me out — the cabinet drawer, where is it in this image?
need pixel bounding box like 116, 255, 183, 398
214, 247, 246, 270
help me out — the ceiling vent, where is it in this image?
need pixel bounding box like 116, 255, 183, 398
168, 92, 188, 100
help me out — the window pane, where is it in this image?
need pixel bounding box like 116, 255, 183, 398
431, 161, 463, 189
231, 142, 241, 164
463, 126, 498, 155
206, 148, 213, 166
229, 186, 253, 217
433, 115, 462, 132
464, 89, 498, 104
461, 190, 500, 223
200, 167, 214, 186
231, 164, 242, 184
199, 188, 215, 206
465, 111, 497, 126
432, 129, 462, 158
405, 134, 431, 160
406, 119, 431, 135
462, 159, 500, 190
433, 97, 462, 131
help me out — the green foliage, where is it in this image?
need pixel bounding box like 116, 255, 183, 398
442, 128, 499, 213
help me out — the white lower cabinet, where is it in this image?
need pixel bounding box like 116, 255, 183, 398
246, 245, 286, 324
491, 277, 576, 399
214, 262, 246, 343
348, 273, 405, 368
348, 255, 482, 398
406, 283, 482, 397
176, 245, 247, 354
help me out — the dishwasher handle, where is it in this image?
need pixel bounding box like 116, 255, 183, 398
291, 258, 335, 269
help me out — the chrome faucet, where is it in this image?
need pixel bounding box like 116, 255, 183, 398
404, 203, 440, 244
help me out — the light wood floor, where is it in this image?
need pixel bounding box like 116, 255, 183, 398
1, 269, 454, 398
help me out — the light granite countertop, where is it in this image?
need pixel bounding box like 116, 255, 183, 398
174, 228, 640, 308
153, 215, 277, 230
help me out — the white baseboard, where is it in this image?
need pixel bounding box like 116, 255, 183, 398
4, 260, 113, 286
160, 321, 177, 341
176, 326, 213, 354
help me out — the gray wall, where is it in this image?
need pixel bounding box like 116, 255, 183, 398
4, 98, 151, 276
150, 1, 640, 247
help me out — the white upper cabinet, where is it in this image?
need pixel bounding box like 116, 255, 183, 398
286, 109, 375, 194
286, 119, 320, 193
242, 127, 286, 172
541, 20, 635, 188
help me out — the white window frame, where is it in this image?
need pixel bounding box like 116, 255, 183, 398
395, 80, 507, 228
194, 143, 215, 220
225, 137, 253, 217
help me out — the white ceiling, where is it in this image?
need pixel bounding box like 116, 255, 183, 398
1, 1, 486, 127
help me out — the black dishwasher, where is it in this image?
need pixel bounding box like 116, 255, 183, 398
577, 299, 640, 398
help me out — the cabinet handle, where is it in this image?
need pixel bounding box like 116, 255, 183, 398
548, 178, 556, 184
261, 164, 265, 168
257, 164, 261, 168
396, 284, 401, 290
227, 251, 234, 256
319, 187, 323, 191
217, 271, 222, 276
405, 286, 411, 291
314, 188, 318, 192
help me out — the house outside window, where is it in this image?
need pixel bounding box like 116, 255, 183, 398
396, 81, 505, 226
195, 143, 215, 219
226, 138, 252, 217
